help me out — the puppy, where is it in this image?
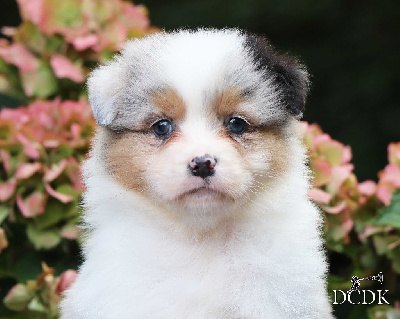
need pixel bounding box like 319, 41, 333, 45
61, 29, 333, 318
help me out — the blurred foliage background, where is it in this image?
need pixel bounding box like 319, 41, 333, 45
0, 0, 399, 318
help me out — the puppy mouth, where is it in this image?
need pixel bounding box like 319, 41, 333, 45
177, 186, 233, 201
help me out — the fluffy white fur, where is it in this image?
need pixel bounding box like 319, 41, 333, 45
60, 29, 333, 318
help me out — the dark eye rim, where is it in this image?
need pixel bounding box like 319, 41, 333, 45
152, 119, 173, 136
226, 116, 249, 134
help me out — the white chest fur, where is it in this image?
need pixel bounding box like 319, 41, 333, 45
60, 157, 333, 319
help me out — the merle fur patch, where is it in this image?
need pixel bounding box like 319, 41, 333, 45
244, 33, 310, 118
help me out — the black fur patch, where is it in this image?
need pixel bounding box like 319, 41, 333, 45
244, 33, 310, 118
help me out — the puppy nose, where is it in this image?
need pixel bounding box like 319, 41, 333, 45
189, 154, 217, 178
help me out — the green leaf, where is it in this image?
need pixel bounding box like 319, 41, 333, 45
56, 184, 77, 197
34, 200, 66, 230
15, 252, 42, 282
317, 141, 343, 166
27, 297, 46, 313
367, 305, 399, 319
373, 191, 400, 228
3, 284, 35, 312
20, 60, 58, 98
327, 274, 352, 291
359, 248, 378, 270
328, 224, 347, 242
16, 22, 47, 54
0, 205, 10, 224
26, 225, 61, 250
373, 236, 387, 255
45, 35, 65, 52
57, 144, 74, 158
392, 257, 400, 273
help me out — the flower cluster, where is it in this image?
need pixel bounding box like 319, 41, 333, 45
358, 142, 400, 274
302, 122, 400, 285
376, 142, 400, 206
302, 123, 357, 246
3, 262, 77, 316
0, 99, 94, 253
0, 0, 153, 102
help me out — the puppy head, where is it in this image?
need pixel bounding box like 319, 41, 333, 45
88, 29, 309, 225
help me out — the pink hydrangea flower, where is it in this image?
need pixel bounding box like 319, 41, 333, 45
56, 270, 78, 295
50, 54, 85, 83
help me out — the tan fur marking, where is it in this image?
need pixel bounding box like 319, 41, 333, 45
152, 89, 186, 121
100, 128, 154, 193
215, 88, 243, 118
228, 125, 291, 184
258, 127, 291, 177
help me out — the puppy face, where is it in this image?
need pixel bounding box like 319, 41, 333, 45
88, 30, 309, 223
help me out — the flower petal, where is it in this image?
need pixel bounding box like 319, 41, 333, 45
71, 34, 98, 51
16, 133, 40, 159
15, 163, 42, 180
376, 185, 393, 206
308, 188, 332, 204
388, 142, 400, 166
16, 0, 43, 24
358, 180, 377, 196
379, 164, 400, 188
341, 146, 352, 164
16, 192, 45, 218
56, 270, 77, 295
312, 133, 331, 150
61, 224, 80, 240
323, 201, 347, 214
50, 54, 84, 83
0, 150, 11, 174
311, 159, 332, 187
45, 184, 74, 203
44, 160, 67, 182
0, 179, 16, 202
317, 139, 346, 166
0, 43, 39, 72
43, 140, 60, 148
328, 164, 354, 193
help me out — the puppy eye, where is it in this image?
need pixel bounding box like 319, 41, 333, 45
153, 119, 172, 136
227, 117, 248, 134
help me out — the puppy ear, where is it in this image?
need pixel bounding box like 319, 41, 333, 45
87, 60, 126, 127
245, 34, 310, 119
